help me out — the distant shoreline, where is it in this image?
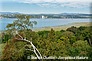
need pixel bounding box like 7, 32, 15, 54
0, 22, 91, 32
34, 22, 92, 31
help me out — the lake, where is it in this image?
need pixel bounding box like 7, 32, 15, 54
0, 18, 91, 30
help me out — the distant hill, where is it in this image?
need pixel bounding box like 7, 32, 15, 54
0, 12, 92, 18
0, 12, 20, 15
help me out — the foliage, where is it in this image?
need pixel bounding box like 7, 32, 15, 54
1, 14, 92, 60
69, 40, 91, 56
1, 26, 92, 60
6, 15, 37, 30
0, 43, 5, 60
1, 39, 26, 61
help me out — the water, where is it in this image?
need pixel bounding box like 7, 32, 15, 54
0, 18, 91, 30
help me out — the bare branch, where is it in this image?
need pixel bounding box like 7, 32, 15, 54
15, 31, 42, 59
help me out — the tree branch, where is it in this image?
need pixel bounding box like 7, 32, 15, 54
15, 31, 42, 59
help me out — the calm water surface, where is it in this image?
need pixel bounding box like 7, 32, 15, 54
0, 18, 91, 30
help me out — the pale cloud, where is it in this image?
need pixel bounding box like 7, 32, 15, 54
13, 0, 92, 3
55, 0, 92, 3
12, 0, 92, 8
60, 2, 90, 8
37, 3, 60, 8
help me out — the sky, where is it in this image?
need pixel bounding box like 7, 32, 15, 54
0, 0, 91, 14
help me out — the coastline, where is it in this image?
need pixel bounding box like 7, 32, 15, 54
34, 22, 92, 31
0, 22, 91, 32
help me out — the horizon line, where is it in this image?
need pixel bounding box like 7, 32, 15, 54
0, 11, 91, 14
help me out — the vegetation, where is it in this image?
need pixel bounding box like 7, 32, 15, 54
0, 15, 92, 61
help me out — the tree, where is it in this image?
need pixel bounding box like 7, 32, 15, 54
2, 14, 43, 61
6, 15, 37, 31
2, 39, 26, 61
48, 28, 56, 41
66, 26, 78, 34
69, 40, 91, 56
60, 31, 76, 44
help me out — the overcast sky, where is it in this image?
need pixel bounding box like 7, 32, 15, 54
0, 0, 91, 14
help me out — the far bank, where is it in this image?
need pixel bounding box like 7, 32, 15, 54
34, 22, 92, 31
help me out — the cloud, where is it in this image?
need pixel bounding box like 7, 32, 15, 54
55, 0, 92, 3
13, 0, 92, 3
12, 0, 92, 8
60, 2, 90, 8
36, 3, 60, 8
